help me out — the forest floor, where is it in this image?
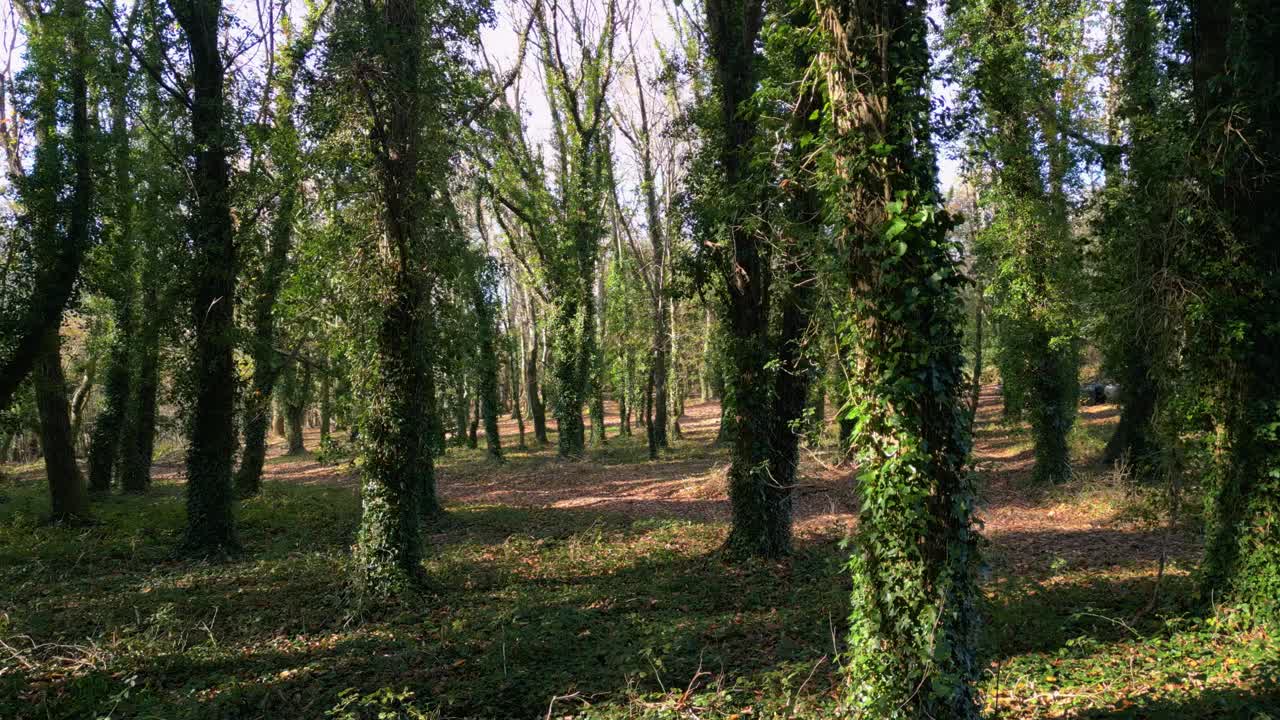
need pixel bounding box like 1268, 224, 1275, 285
1, 389, 1277, 719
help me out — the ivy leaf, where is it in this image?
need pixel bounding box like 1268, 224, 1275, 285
885, 218, 908, 240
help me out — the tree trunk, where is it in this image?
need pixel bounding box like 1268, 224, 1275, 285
589, 250, 607, 446
822, 1, 979, 714
283, 361, 311, 456
968, 295, 984, 428
273, 399, 286, 436
171, 0, 239, 556
524, 291, 549, 445
452, 377, 469, 446
87, 328, 132, 493
68, 355, 96, 442
33, 329, 89, 523
644, 365, 657, 460
319, 372, 332, 442
552, 296, 589, 458
118, 276, 162, 493
467, 396, 479, 449
668, 301, 683, 440
513, 318, 526, 448
619, 350, 632, 436
285, 403, 306, 455
473, 263, 503, 460
700, 307, 712, 401
1193, 0, 1280, 616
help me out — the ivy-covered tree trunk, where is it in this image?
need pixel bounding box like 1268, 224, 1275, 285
171, 0, 240, 556
118, 277, 162, 492
1192, 0, 1280, 620
521, 291, 549, 446
766, 258, 817, 523
319, 372, 332, 443
87, 313, 132, 493
236, 193, 296, 482
340, 0, 454, 594
668, 301, 683, 441
88, 34, 140, 494
356, 281, 432, 592
467, 395, 480, 449
34, 330, 88, 523
620, 349, 634, 436
281, 361, 312, 456
451, 376, 469, 446
235, 11, 312, 494
473, 262, 503, 460
273, 400, 286, 437
823, 1, 980, 715
117, 0, 170, 495
1099, 0, 1162, 477
703, 0, 795, 558
956, 0, 1078, 483
552, 296, 589, 457
589, 259, 607, 446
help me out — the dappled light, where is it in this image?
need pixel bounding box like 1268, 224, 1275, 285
2, 0, 1277, 717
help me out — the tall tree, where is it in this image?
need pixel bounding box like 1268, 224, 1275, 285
947, 0, 1085, 483
614, 49, 672, 456
697, 0, 821, 557
3, 0, 96, 520
86, 0, 143, 494
1091, 0, 1172, 476
823, 1, 980, 714
486, 0, 617, 459
326, 0, 485, 595
0, 0, 94, 411
170, 0, 240, 555
236, 1, 326, 495
1187, 0, 1280, 620
116, 0, 180, 493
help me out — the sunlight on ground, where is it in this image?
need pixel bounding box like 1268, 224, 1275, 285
1, 390, 1277, 718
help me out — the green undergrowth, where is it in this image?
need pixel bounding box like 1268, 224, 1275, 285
1, 431, 1277, 719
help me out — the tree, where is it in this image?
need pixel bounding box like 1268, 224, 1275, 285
324, 0, 486, 596
170, 0, 240, 555
0, 0, 94, 412
613, 47, 674, 457
695, 0, 821, 558
821, 1, 980, 714
947, 0, 1087, 484
2, 0, 96, 521
1185, 0, 1280, 621
236, 1, 327, 495
116, 0, 182, 493
86, 0, 143, 494
486, 0, 617, 459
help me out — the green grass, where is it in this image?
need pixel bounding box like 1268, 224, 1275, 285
0, 465, 849, 719
1, 426, 1278, 719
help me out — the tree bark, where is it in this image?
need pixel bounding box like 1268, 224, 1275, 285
171, 0, 240, 556
33, 329, 88, 523
87, 322, 132, 492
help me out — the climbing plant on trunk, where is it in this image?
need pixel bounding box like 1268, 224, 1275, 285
820, 1, 980, 715
170, 0, 241, 556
